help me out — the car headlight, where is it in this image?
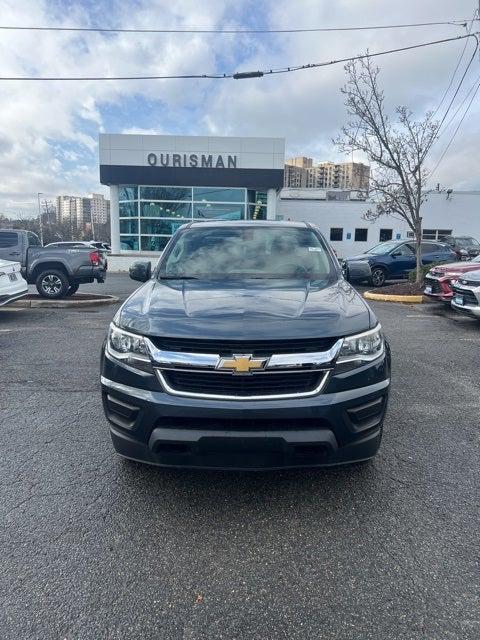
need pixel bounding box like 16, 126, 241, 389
106, 324, 153, 372
337, 325, 384, 365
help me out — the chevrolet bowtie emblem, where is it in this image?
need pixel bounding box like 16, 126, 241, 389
217, 354, 268, 374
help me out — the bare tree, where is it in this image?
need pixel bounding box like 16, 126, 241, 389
335, 56, 439, 283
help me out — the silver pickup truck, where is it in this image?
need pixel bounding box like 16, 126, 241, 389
0, 229, 107, 298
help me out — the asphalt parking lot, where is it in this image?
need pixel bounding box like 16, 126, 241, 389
1, 274, 479, 640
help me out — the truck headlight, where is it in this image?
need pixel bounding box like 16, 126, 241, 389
337, 325, 384, 365
106, 324, 152, 372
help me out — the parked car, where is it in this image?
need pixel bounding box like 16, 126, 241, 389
341, 259, 372, 283
0, 259, 28, 306
0, 229, 107, 299
424, 255, 480, 302
439, 235, 480, 260
346, 240, 457, 287
451, 270, 480, 320
101, 220, 391, 470
91, 241, 111, 253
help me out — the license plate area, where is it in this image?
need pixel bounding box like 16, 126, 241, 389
425, 285, 432, 294
8, 273, 17, 282
454, 294, 464, 306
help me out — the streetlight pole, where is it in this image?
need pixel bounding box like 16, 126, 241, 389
37, 192, 44, 245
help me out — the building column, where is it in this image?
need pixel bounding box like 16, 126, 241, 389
266, 188, 278, 220
110, 185, 120, 253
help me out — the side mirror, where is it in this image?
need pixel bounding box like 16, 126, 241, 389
129, 260, 152, 282
391, 251, 401, 258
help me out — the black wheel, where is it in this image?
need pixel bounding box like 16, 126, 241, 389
65, 283, 79, 297
35, 269, 70, 299
369, 267, 386, 288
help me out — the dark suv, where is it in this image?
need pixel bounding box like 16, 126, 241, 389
439, 236, 480, 261
346, 240, 456, 287
101, 221, 390, 470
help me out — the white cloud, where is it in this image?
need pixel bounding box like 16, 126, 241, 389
0, 0, 477, 218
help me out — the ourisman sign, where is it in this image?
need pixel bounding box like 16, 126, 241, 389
147, 153, 237, 169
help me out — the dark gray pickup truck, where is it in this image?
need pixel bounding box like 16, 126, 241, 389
0, 229, 107, 298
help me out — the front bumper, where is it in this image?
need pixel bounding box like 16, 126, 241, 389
0, 285, 28, 307
424, 276, 453, 302
101, 349, 391, 470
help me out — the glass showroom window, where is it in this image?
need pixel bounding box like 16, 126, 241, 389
140, 219, 186, 235
140, 236, 171, 251
119, 201, 138, 217
140, 201, 191, 218
140, 186, 191, 201
193, 187, 245, 203
120, 219, 138, 234
119, 186, 138, 201
193, 203, 245, 220
120, 235, 139, 251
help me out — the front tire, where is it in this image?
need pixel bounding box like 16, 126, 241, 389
35, 269, 70, 299
369, 267, 386, 288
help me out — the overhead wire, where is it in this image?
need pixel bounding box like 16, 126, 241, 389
0, 19, 472, 34
430, 9, 478, 119
429, 82, 480, 178
0, 32, 476, 81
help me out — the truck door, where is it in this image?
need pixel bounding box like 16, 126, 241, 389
0, 231, 22, 262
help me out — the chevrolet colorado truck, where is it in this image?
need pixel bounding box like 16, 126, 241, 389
0, 229, 107, 298
101, 221, 390, 470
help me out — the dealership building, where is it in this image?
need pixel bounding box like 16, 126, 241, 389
99, 134, 285, 254
99, 133, 480, 262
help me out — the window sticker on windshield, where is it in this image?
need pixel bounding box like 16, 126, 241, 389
308, 247, 322, 252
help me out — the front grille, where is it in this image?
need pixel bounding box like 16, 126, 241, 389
161, 370, 324, 396
149, 336, 338, 356
452, 286, 479, 306
424, 277, 442, 294
457, 278, 480, 287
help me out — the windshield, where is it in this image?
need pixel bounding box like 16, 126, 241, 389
366, 241, 402, 255
456, 237, 479, 247
159, 226, 336, 281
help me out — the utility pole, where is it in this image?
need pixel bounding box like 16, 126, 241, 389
37, 192, 44, 245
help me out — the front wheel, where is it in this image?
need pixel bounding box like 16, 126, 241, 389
35, 269, 70, 299
369, 267, 386, 288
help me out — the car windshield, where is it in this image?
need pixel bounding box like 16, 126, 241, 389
366, 241, 402, 255
456, 237, 479, 247
159, 226, 336, 281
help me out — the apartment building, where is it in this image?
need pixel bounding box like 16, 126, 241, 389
55, 193, 110, 228
284, 157, 370, 191
90, 193, 110, 224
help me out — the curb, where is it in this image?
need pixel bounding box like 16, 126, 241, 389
10, 294, 120, 308
363, 291, 424, 304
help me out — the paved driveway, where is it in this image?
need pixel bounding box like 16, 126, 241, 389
1, 275, 479, 639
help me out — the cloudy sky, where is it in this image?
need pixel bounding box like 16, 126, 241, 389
0, 0, 478, 216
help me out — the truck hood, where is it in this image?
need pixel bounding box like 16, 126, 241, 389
118, 279, 375, 340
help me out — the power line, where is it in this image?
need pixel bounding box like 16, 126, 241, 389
430, 9, 477, 119
435, 33, 479, 133
0, 19, 472, 35
0, 32, 476, 81
430, 82, 480, 178
436, 73, 480, 140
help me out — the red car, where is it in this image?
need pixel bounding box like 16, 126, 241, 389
424, 256, 480, 302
